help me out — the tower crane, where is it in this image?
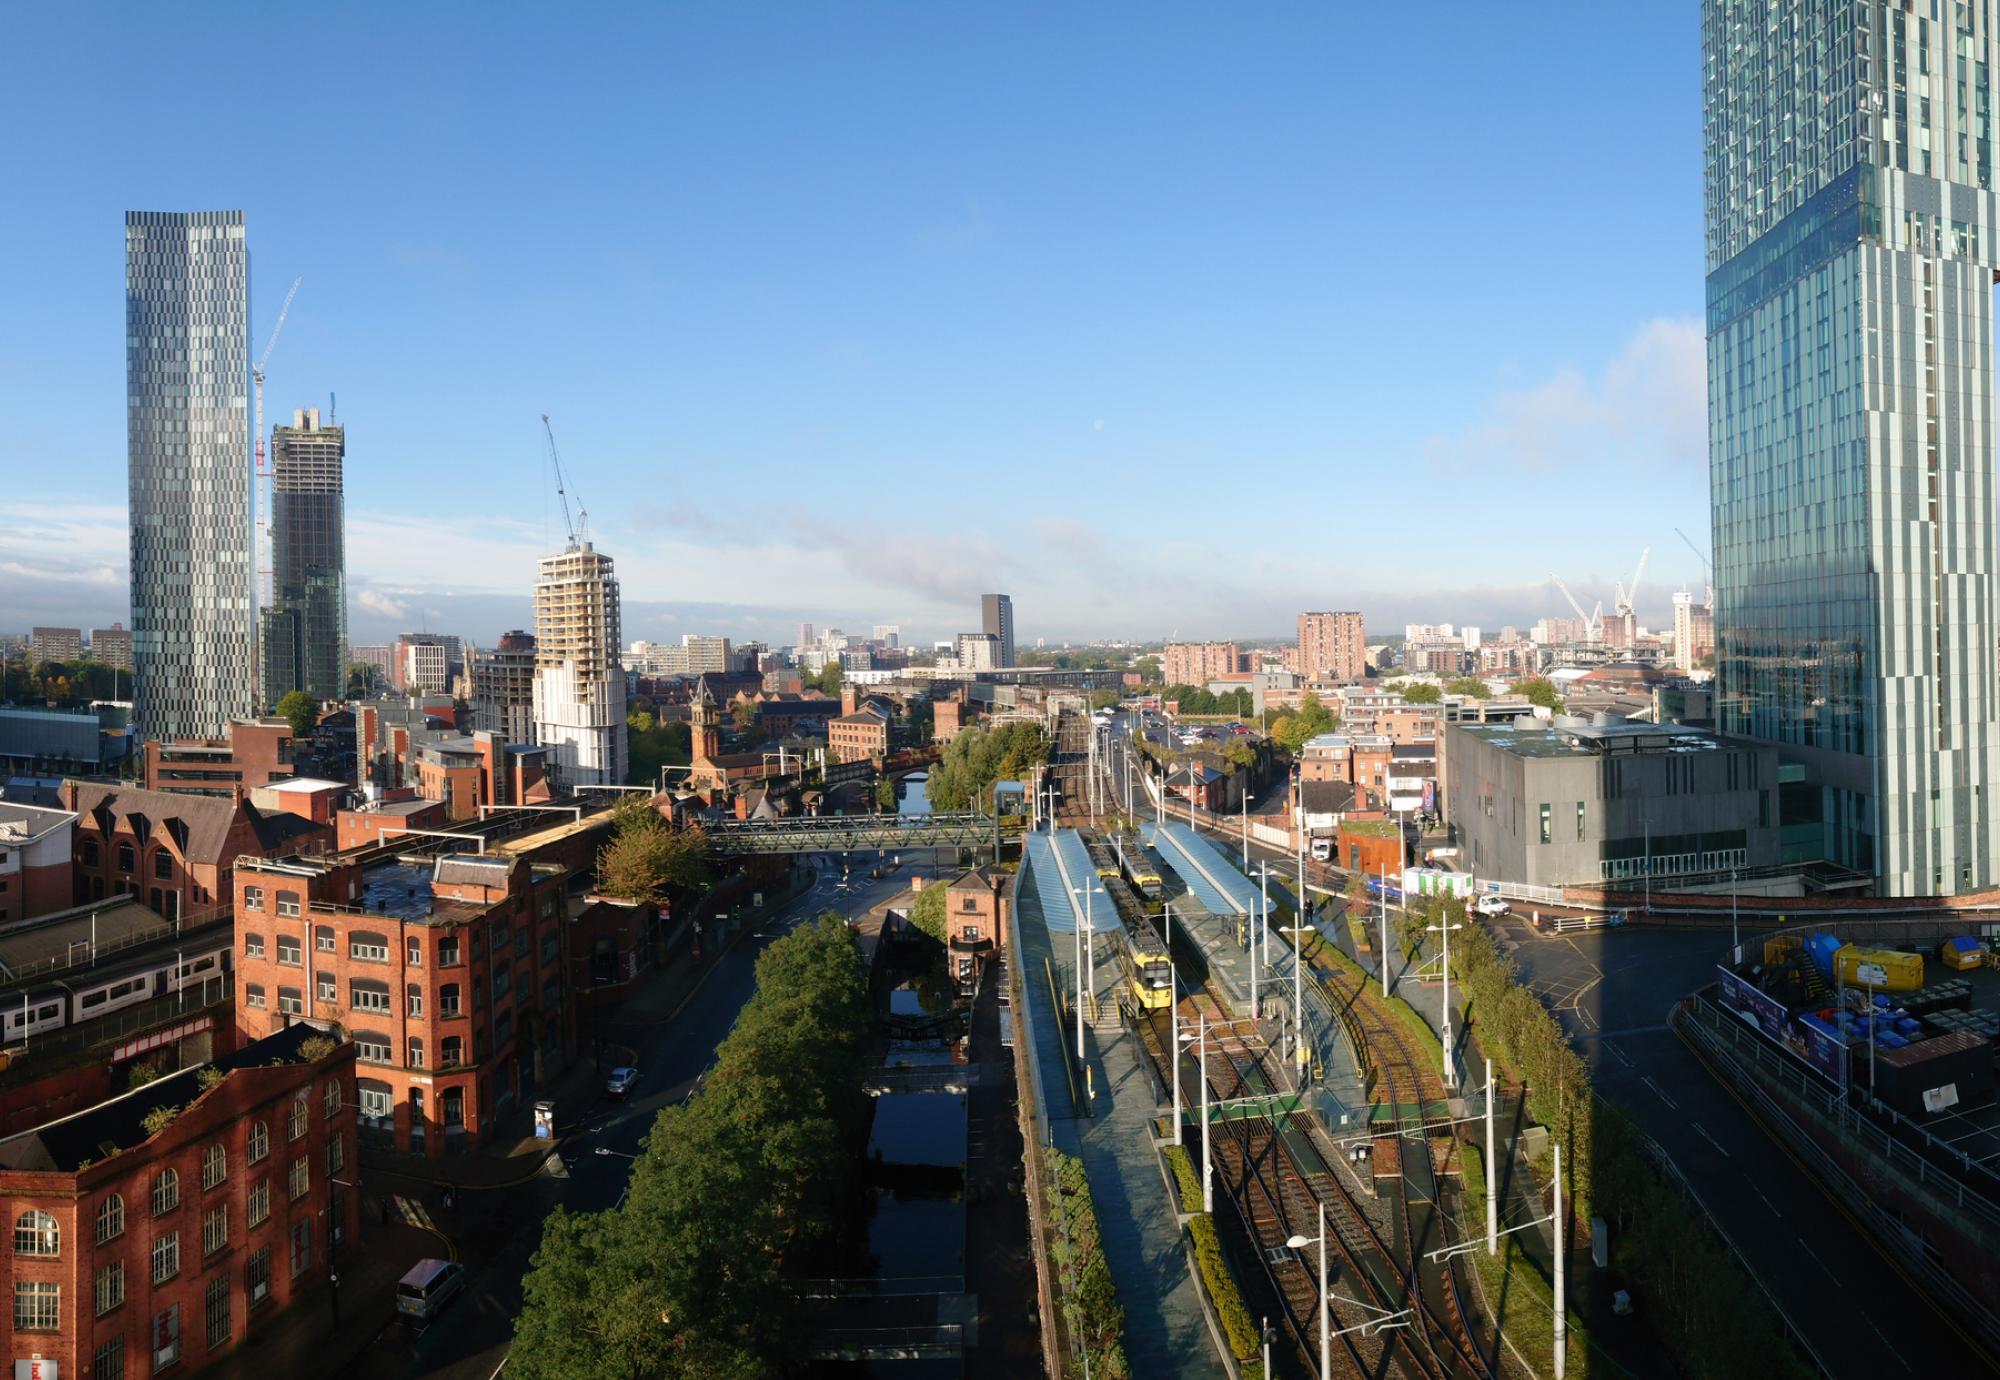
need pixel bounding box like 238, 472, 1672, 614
541, 414, 588, 548
1676, 526, 1714, 606
1613, 546, 1650, 619
253, 275, 304, 605
1548, 575, 1603, 642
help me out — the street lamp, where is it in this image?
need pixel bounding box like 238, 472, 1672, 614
1427, 912, 1465, 1087
1178, 1016, 1212, 1212
1287, 1199, 1412, 1378
594, 1146, 637, 1160
1168, 948, 1184, 1149
1278, 920, 1310, 1077
1070, 884, 1097, 1060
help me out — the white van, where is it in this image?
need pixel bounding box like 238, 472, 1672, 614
397, 1258, 465, 1327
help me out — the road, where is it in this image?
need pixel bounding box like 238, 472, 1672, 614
349, 853, 932, 1379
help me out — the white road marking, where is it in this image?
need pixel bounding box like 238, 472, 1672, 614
1692, 1122, 1731, 1158
1862, 1317, 1910, 1370
1641, 1076, 1679, 1110
1797, 1240, 1838, 1285
1752, 1186, 1781, 1216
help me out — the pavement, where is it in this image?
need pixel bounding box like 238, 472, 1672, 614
200, 852, 932, 1380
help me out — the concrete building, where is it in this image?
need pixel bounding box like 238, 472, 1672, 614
532, 543, 627, 788
1163, 642, 1244, 687
470, 634, 537, 744
1443, 717, 1780, 888
260, 408, 348, 709
233, 847, 575, 1157
980, 593, 1015, 668
28, 628, 82, 666
88, 624, 133, 673
1705, 0, 2000, 894
126, 210, 255, 742
1671, 590, 1716, 674
0, 1023, 360, 1380
401, 641, 450, 697
950, 633, 1001, 672
1293, 611, 1366, 683
141, 718, 297, 798
0, 802, 77, 922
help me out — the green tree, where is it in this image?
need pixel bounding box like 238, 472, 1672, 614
926, 721, 1050, 812
274, 690, 319, 739
908, 881, 949, 943
627, 712, 692, 787
1088, 689, 1119, 711
873, 776, 898, 811
1270, 691, 1334, 754
345, 661, 378, 697
1445, 676, 1492, 700
1516, 677, 1565, 711
596, 800, 710, 905
813, 662, 844, 696
1401, 682, 1442, 704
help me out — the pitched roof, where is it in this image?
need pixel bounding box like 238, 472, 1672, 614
65, 782, 245, 867
1299, 780, 1356, 814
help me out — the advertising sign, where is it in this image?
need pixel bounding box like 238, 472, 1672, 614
533, 1100, 556, 1141
16, 1360, 58, 1380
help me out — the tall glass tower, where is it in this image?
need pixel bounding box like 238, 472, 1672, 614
1705, 1, 2000, 895
260, 406, 347, 707
126, 210, 255, 741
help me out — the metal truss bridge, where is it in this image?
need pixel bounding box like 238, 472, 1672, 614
702, 812, 1007, 857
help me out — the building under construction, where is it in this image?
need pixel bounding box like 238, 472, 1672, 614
532, 542, 626, 787
259, 406, 347, 707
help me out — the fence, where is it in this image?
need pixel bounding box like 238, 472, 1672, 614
0, 978, 233, 1081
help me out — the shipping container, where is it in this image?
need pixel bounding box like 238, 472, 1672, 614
1833, 944, 1924, 993
1869, 1029, 1994, 1119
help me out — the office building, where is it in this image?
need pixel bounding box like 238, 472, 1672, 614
981, 593, 1015, 668
1672, 590, 1716, 673
1294, 611, 1367, 683
260, 407, 347, 707
952, 633, 1000, 671
28, 627, 82, 665
89, 622, 133, 672
532, 542, 627, 787
1705, 0, 2000, 893
402, 641, 450, 696
126, 210, 255, 741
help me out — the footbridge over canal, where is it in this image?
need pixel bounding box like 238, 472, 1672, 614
702, 812, 1010, 857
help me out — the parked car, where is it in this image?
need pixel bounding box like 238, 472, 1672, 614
1473, 894, 1511, 917
397, 1259, 465, 1328
606, 1066, 641, 1097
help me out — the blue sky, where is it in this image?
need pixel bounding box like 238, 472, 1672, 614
0, 2, 1710, 649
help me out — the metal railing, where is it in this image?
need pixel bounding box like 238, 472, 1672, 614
0, 979, 233, 1075
702, 811, 995, 856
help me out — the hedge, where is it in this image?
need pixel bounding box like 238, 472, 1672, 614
1048, 1149, 1130, 1379
1164, 1143, 1203, 1214
1187, 1211, 1261, 1370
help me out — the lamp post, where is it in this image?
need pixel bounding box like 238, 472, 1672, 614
1379, 866, 1391, 998
1485, 1058, 1498, 1254
1427, 913, 1465, 1087
1071, 884, 1097, 1041
1279, 920, 1310, 1078
1553, 1140, 1567, 1379
1731, 867, 1740, 960
1178, 1017, 1212, 1212
1285, 1199, 1415, 1377
1241, 778, 1249, 870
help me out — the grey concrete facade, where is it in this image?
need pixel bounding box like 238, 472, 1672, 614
1443, 718, 1781, 889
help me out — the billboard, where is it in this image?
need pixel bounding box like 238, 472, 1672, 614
1716, 966, 1848, 1091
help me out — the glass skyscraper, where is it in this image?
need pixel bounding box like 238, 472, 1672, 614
1705, 1, 2000, 894
260, 407, 347, 707
126, 210, 255, 741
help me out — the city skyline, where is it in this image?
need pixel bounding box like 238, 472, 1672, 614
1, 4, 1711, 645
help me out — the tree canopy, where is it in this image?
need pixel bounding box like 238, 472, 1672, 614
1444, 676, 1492, 700
926, 721, 1049, 812
510, 916, 873, 1379
274, 690, 318, 739
1400, 682, 1442, 704
626, 711, 692, 787
1162, 684, 1252, 717
1516, 677, 1565, 711
907, 880, 949, 943
1268, 691, 1335, 755
595, 797, 710, 907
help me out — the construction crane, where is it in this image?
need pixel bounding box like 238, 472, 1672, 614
1614, 547, 1650, 619
1676, 526, 1715, 606
540, 414, 588, 548
253, 275, 304, 605
1548, 575, 1603, 642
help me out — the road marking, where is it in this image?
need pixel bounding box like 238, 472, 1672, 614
1692, 1122, 1731, 1158
1862, 1316, 1911, 1370
1641, 1076, 1680, 1110
1798, 1240, 1838, 1285
1752, 1186, 1782, 1216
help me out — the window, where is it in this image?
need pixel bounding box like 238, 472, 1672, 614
1576, 801, 1586, 842
15, 1208, 59, 1256
152, 1302, 181, 1371
96, 1192, 125, 1244
350, 932, 389, 962
314, 925, 334, 953
326, 1134, 345, 1175
96, 1259, 125, 1316
492, 967, 511, 1002
202, 1204, 227, 1257
438, 936, 461, 966
439, 984, 461, 1018
153, 850, 174, 881
962, 925, 980, 941
244, 932, 264, 960
278, 986, 303, 1015
408, 1037, 425, 1069
351, 981, 390, 1014
1538, 803, 1551, 846
246, 1246, 272, 1306
276, 891, 300, 917
205, 1272, 230, 1349
151, 1231, 180, 1284
440, 1034, 463, 1068
151, 1168, 179, 1216
84, 838, 100, 866
242, 885, 263, 912
288, 1095, 308, 1140
316, 972, 336, 1004
289, 1157, 309, 1201
289, 1221, 311, 1277
117, 843, 135, 872
324, 1080, 342, 1116
961, 895, 979, 912
199, 1143, 225, 1191
494, 1010, 513, 1046
407, 985, 424, 1018
276, 936, 301, 966
247, 1120, 268, 1164
96, 1335, 126, 1380
14, 1280, 58, 1331
244, 983, 266, 1010
541, 932, 558, 963
354, 1031, 392, 1064
406, 937, 422, 967
442, 1086, 464, 1126
247, 1179, 269, 1228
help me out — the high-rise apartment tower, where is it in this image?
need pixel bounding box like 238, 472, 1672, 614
1294, 611, 1366, 683
1705, 0, 2000, 893
981, 593, 1015, 668
259, 407, 347, 707
125, 210, 255, 739
532, 543, 627, 787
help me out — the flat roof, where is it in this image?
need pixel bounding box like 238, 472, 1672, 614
265, 777, 345, 793
1455, 719, 1726, 759
359, 861, 438, 921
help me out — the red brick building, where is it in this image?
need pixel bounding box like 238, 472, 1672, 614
1292, 611, 1366, 683
232, 848, 574, 1158
0, 803, 76, 924
140, 719, 297, 798
335, 798, 448, 852
62, 783, 332, 923
828, 704, 891, 764
0, 1024, 359, 1378
414, 733, 551, 823
943, 867, 1009, 988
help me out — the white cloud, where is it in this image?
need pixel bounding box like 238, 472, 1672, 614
352, 587, 408, 620
1427, 315, 1706, 471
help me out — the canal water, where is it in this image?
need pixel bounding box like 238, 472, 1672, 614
897, 771, 932, 816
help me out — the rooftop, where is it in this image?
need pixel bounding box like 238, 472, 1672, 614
1456, 717, 1727, 759
0, 896, 173, 981
0, 801, 75, 845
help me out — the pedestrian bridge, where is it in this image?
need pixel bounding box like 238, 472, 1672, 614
702, 812, 1005, 856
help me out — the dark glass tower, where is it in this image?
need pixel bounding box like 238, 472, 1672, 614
260, 407, 347, 706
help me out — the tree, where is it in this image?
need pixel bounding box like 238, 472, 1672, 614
926, 721, 1050, 812
908, 881, 949, 943
1088, 689, 1119, 711
1270, 691, 1334, 755
627, 712, 692, 788
813, 662, 844, 696
274, 690, 319, 739
596, 800, 710, 906
1401, 682, 1442, 704
873, 776, 898, 812
346, 661, 379, 697
1445, 676, 1492, 700
731, 698, 758, 734
1517, 677, 1565, 711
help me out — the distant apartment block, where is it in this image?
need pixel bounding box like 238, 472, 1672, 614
400, 640, 451, 696
1293, 611, 1366, 683
1672, 590, 1716, 673
141, 718, 297, 798
1163, 641, 1244, 686
471, 634, 537, 743
981, 593, 1015, 668
89, 622, 133, 672
532, 543, 627, 788
28, 627, 82, 665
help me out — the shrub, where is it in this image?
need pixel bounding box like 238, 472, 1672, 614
140, 1106, 179, 1138
1187, 1212, 1259, 1363
1164, 1144, 1202, 1214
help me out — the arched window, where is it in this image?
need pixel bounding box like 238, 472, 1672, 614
14, 1210, 59, 1256
94, 1194, 124, 1245
200, 1144, 226, 1191
151, 1169, 179, 1217
247, 1120, 269, 1164
287, 1096, 308, 1141
323, 1080, 342, 1116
